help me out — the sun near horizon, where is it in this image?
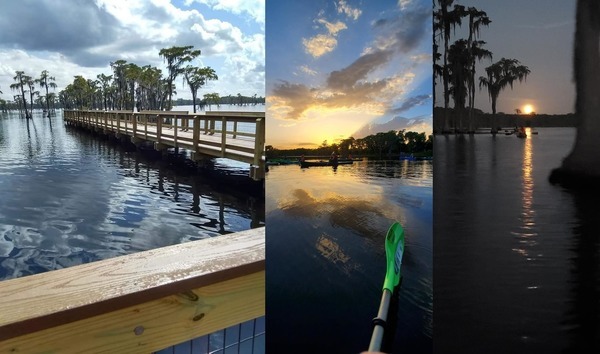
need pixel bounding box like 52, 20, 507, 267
523, 104, 535, 114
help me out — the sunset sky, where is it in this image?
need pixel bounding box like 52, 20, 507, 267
435, 0, 576, 115
0, 0, 264, 102
266, 0, 432, 149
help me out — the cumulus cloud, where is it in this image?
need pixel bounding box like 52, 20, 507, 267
184, 0, 265, 26
303, 34, 338, 58
317, 19, 347, 35
0, 0, 264, 100
336, 0, 362, 20
302, 7, 351, 58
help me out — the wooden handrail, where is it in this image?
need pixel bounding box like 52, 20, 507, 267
63, 109, 266, 179
0, 227, 265, 353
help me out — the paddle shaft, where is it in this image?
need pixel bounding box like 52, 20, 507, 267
368, 288, 393, 352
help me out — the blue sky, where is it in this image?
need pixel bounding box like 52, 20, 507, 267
266, 0, 432, 148
0, 0, 265, 102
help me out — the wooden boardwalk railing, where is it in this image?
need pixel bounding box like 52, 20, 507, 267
63, 110, 266, 180
0, 227, 265, 353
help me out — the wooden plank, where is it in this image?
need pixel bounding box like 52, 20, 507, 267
0, 271, 264, 354
0, 227, 265, 342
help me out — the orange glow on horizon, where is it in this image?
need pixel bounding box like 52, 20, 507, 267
523, 104, 534, 114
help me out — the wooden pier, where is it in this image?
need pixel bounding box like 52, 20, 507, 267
63, 109, 266, 180
0, 227, 265, 353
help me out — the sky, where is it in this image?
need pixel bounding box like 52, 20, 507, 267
266, 0, 432, 149
0, 0, 265, 102
434, 0, 576, 115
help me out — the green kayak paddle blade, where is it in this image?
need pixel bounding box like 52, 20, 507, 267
383, 222, 405, 292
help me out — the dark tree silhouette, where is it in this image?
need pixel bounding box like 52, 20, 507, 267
479, 58, 530, 133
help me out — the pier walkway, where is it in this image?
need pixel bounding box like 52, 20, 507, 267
63, 109, 266, 180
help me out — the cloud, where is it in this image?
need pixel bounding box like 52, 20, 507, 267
336, 0, 362, 20
270, 81, 318, 119
0, 0, 265, 100
303, 34, 338, 58
270, 64, 414, 122
0, 0, 121, 53
327, 50, 394, 90
389, 94, 432, 114
184, 0, 265, 26
411, 53, 432, 63
371, 4, 430, 53
300, 65, 317, 76
317, 19, 347, 35
398, 0, 412, 10
301, 4, 353, 59
353, 114, 432, 138
271, 31, 423, 122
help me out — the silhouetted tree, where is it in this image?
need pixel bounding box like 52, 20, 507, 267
479, 58, 530, 133
159, 45, 201, 110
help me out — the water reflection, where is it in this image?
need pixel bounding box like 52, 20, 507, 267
512, 127, 538, 260
266, 161, 432, 353
0, 112, 264, 280
279, 188, 406, 238
434, 128, 600, 352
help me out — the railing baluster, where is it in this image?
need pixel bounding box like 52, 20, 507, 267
157, 114, 162, 143
221, 116, 226, 157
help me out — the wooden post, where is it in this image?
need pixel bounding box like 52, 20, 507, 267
157, 114, 162, 143
233, 120, 238, 139
254, 118, 265, 167
193, 116, 200, 151
221, 116, 226, 157
174, 115, 178, 148
144, 114, 148, 140
132, 113, 137, 138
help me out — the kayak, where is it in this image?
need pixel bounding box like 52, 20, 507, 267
300, 159, 354, 168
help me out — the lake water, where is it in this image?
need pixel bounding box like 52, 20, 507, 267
265, 160, 432, 353
0, 110, 264, 281
173, 103, 265, 114
434, 127, 600, 353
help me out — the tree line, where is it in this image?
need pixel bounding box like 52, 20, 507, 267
266, 130, 433, 159
0, 45, 263, 118
434, 1, 530, 134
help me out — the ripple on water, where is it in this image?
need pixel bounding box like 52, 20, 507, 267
0, 114, 263, 281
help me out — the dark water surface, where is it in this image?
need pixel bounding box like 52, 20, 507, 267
0, 111, 264, 281
266, 160, 432, 353
435, 128, 600, 353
